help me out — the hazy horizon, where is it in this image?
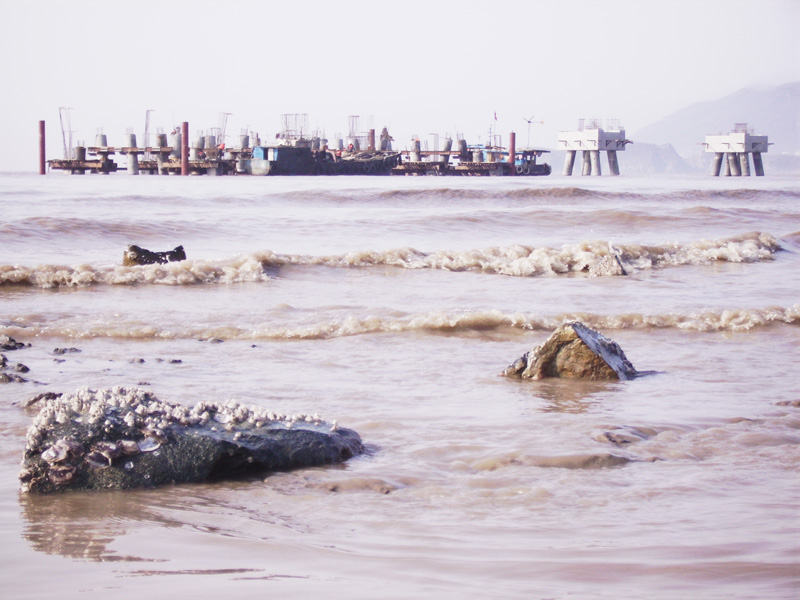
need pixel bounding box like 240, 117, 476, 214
1, 0, 798, 172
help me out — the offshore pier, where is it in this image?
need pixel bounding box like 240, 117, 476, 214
38, 111, 773, 177
557, 119, 631, 176
39, 112, 551, 177
703, 123, 770, 176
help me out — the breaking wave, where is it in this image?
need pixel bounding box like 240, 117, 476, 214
0, 254, 272, 288
0, 231, 784, 288
3, 305, 797, 341
268, 231, 781, 276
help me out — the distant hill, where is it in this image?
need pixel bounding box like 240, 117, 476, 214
632, 82, 800, 161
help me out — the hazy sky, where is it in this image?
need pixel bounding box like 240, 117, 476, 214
1, 0, 798, 171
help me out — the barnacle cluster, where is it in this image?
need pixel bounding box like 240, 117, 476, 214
20, 386, 335, 492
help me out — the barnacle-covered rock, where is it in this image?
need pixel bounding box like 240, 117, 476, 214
20, 387, 363, 494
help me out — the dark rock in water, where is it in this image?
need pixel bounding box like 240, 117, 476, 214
503, 321, 638, 380
123, 244, 186, 266
1, 353, 29, 383
593, 425, 656, 446
0, 335, 29, 351
20, 387, 363, 494
53, 347, 81, 356
1, 372, 27, 384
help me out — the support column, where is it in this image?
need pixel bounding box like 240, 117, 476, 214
508, 131, 515, 175
155, 133, 168, 175
581, 151, 591, 175
607, 150, 620, 176
124, 133, 139, 175
752, 152, 765, 176
711, 152, 724, 176
590, 150, 602, 176
441, 138, 453, 165
181, 122, 189, 176
410, 139, 421, 162
39, 120, 46, 174
368, 129, 375, 152
723, 153, 731, 176
738, 152, 751, 176
563, 150, 576, 176
727, 152, 741, 176
459, 139, 469, 163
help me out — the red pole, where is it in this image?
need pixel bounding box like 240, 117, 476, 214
508, 131, 516, 176
39, 120, 46, 174
181, 121, 189, 176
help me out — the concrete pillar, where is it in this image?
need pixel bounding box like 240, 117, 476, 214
590, 150, 602, 176
39, 120, 46, 174
508, 131, 516, 175
410, 139, 421, 162
155, 133, 168, 175
738, 152, 751, 176
472, 148, 483, 162
124, 133, 139, 175
170, 132, 181, 160
181, 122, 189, 176
368, 129, 375, 151
441, 138, 453, 165
752, 152, 765, 176
607, 150, 620, 176
459, 139, 469, 162
727, 152, 741, 176
190, 136, 205, 161
563, 150, 576, 176
712, 152, 724, 176
581, 151, 592, 175
723, 153, 731, 176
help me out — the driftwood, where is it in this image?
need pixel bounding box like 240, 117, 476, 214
123, 244, 186, 266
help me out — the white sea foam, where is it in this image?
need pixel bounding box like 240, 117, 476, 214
0, 232, 782, 288
0, 255, 272, 288
259, 231, 783, 277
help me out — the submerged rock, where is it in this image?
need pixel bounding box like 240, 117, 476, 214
20, 387, 363, 494
503, 321, 638, 380
1, 335, 29, 351
588, 253, 627, 277
1, 352, 29, 383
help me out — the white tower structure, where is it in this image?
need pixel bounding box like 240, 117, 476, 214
558, 119, 630, 176
703, 123, 769, 176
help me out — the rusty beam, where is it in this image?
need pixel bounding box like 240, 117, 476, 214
39, 120, 46, 174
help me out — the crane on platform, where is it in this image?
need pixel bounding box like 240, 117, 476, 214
523, 115, 544, 149
58, 107, 73, 159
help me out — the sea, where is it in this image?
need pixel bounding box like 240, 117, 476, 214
0, 171, 798, 599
